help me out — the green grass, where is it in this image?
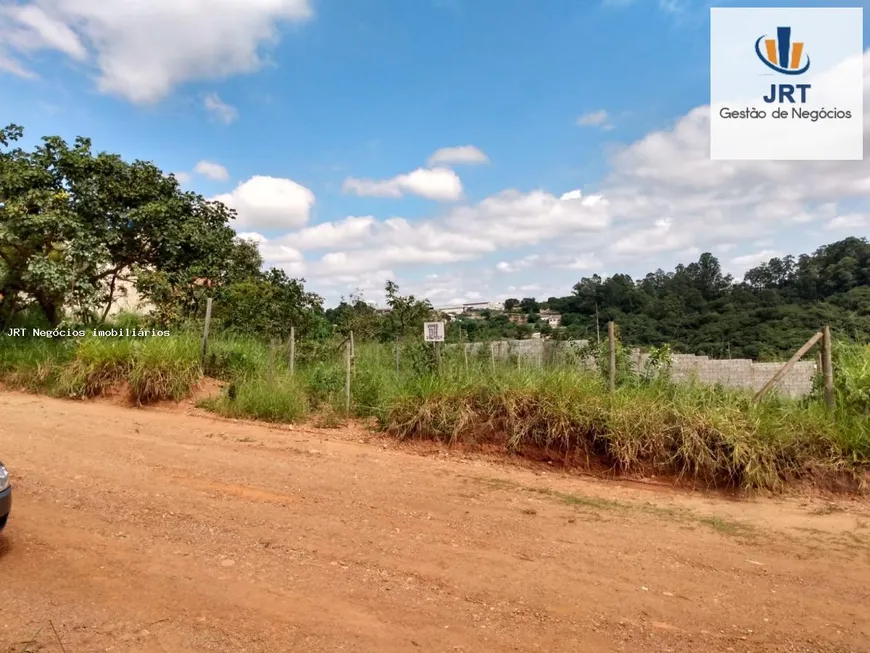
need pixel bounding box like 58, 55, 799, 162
380, 368, 869, 491
200, 375, 309, 423
0, 330, 200, 403
2, 324, 870, 492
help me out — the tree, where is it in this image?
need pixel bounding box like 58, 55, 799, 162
327, 290, 381, 340
214, 268, 326, 340
380, 280, 433, 340
0, 124, 242, 327
519, 297, 539, 314
504, 298, 519, 311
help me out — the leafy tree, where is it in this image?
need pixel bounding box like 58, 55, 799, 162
379, 280, 433, 341
1, 124, 325, 336
519, 297, 539, 313
214, 268, 326, 340
0, 124, 240, 327
504, 298, 519, 311
326, 290, 381, 340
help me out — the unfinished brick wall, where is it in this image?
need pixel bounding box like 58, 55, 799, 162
455, 340, 817, 398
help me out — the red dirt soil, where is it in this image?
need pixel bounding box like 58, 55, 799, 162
0, 390, 869, 652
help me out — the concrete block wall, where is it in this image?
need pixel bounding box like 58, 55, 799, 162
451, 340, 817, 398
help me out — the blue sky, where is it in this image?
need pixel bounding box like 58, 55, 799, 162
1, 0, 869, 307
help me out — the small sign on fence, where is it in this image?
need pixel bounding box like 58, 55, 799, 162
423, 321, 445, 342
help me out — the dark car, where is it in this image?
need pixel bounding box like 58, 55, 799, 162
0, 461, 10, 531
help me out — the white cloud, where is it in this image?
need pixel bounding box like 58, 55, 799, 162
610, 218, 695, 257
495, 254, 541, 272
342, 167, 463, 201
426, 145, 490, 166
204, 93, 239, 124
290, 217, 377, 250
598, 49, 870, 263
235, 232, 267, 245
0, 53, 35, 78
825, 213, 870, 231
577, 110, 613, 130
558, 254, 603, 271
246, 187, 609, 283
728, 250, 784, 278
0, 0, 314, 103
496, 255, 540, 273
406, 272, 496, 309
194, 160, 230, 181
172, 171, 192, 185
203, 51, 870, 304
497, 252, 601, 273
212, 175, 315, 230
0, 4, 87, 67
318, 270, 395, 291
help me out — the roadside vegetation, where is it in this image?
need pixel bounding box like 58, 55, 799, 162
3, 123, 870, 492
2, 312, 870, 492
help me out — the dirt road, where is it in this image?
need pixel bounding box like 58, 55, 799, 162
0, 391, 869, 652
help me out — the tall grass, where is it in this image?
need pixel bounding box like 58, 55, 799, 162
201, 375, 309, 422
379, 365, 863, 490
2, 324, 870, 491
0, 331, 201, 403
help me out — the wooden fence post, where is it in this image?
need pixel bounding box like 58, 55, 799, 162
490, 342, 495, 371
200, 297, 213, 370
345, 331, 352, 413
395, 336, 400, 374
268, 339, 276, 379
817, 349, 823, 383
435, 341, 442, 375
607, 321, 616, 392
753, 330, 823, 403
289, 326, 295, 376
822, 325, 835, 410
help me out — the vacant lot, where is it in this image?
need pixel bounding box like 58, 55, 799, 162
0, 392, 868, 653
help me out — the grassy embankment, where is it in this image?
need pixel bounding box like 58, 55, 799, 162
1, 318, 869, 491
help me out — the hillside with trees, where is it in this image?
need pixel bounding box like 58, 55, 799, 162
453, 239, 870, 360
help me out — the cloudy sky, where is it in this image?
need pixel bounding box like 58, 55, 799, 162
2, 0, 869, 307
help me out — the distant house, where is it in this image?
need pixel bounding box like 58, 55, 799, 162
540, 310, 562, 327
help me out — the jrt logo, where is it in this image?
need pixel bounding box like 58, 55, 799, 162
756, 26, 811, 104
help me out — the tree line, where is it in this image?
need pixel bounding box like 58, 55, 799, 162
452, 241, 870, 360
